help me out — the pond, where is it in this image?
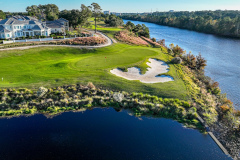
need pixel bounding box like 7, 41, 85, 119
0, 108, 231, 160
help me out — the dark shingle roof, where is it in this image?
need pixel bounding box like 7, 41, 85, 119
32, 25, 43, 30
46, 21, 64, 28
57, 18, 69, 23
12, 16, 38, 21
0, 25, 11, 33
0, 16, 65, 30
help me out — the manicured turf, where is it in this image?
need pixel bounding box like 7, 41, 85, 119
0, 43, 188, 100
87, 18, 123, 38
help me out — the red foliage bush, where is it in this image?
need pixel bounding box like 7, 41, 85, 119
220, 105, 230, 113
64, 37, 107, 45
115, 31, 149, 46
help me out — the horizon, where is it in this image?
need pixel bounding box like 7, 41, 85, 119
0, 0, 240, 13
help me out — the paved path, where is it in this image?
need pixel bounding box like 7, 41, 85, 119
0, 31, 114, 51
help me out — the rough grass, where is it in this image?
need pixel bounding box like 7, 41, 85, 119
0, 43, 188, 100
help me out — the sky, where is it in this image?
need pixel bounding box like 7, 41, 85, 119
0, 0, 240, 13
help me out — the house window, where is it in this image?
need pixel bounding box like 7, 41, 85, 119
17, 26, 19, 29
14, 26, 16, 29
24, 26, 26, 29
7, 34, 10, 38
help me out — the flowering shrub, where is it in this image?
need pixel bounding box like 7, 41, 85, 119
63, 37, 106, 46
0, 37, 107, 48
115, 31, 149, 46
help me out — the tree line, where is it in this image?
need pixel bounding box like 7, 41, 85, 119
25, 3, 126, 33
121, 10, 240, 38
1, 3, 124, 33
25, 3, 103, 33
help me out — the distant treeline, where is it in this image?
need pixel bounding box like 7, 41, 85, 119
121, 10, 240, 38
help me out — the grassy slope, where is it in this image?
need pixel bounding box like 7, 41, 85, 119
0, 42, 187, 100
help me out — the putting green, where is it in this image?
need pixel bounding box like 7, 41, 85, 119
0, 43, 188, 99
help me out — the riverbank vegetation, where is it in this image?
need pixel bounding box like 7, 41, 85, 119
0, 83, 203, 130
125, 21, 150, 38
154, 40, 240, 158
121, 10, 240, 38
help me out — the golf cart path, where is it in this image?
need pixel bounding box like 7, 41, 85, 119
0, 31, 114, 51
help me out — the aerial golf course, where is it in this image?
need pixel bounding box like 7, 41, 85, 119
0, 42, 187, 100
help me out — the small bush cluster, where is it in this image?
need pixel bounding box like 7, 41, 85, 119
115, 31, 149, 46
171, 57, 182, 64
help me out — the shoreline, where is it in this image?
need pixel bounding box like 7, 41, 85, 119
122, 18, 240, 39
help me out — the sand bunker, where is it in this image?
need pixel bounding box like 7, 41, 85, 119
110, 58, 174, 83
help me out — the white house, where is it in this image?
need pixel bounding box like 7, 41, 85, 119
46, 18, 69, 34
0, 16, 69, 39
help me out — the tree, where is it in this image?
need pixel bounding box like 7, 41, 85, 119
79, 4, 92, 28
60, 6, 91, 29
91, 3, 102, 33
0, 10, 6, 19
70, 10, 81, 28
26, 5, 40, 17
196, 53, 207, 70
172, 45, 185, 57
26, 4, 59, 20
104, 14, 123, 27
125, 21, 135, 32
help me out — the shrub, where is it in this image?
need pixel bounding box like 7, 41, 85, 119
182, 101, 190, 108
172, 45, 185, 57
171, 57, 182, 64
220, 105, 230, 113
87, 82, 96, 89
151, 38, 156, 42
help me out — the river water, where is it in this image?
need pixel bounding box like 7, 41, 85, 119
0, 108, 231, 160
123, 20, 240, 109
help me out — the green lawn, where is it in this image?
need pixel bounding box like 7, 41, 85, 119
86, 18, 123, 38
0, 43, 188, 100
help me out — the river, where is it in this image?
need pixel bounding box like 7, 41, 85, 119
0, 108, 231, 160
123, 20, 240, 109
